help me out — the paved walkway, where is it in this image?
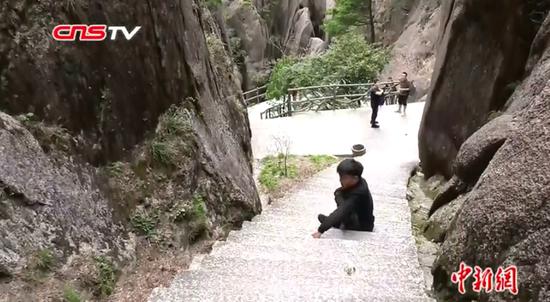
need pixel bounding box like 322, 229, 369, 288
248, 102, 424, 159
149, 102, 432, 301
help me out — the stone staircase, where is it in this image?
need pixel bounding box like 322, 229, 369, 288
149, 153, 434, 302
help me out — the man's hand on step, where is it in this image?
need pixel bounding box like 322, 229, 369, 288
312, 231, 322, 239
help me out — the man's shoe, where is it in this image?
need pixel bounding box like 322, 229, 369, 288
371, 124, 380, 128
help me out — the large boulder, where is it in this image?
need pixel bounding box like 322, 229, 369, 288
267, 0, 327, 55
307, 37, 327, 55
224, 0, 270, 90
453, 114, 518, 183
432, 14, 550, 301
418, 0, 538, 178
286, 7, 315, 54
424, 193, 467, 243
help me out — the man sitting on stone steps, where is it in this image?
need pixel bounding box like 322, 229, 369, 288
312, 159, 375, 238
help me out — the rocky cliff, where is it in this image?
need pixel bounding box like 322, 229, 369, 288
418, 0, 541, 178
0, 0, 260, 300
375, 0, 441, 100
223, 0, 331, 91
417, 1, 550, 301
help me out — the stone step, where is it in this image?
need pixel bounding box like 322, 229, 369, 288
266, 196, 409, 213
150, 271, 431, 302
209, 239, 420, 264
194, 255, 425, 285
285, 183, 408, 200
239, 219, 413, 237
227, 227, 414, 242
226, 227, 414, 243
250, 214, 412, 231
255, 202, 412, 223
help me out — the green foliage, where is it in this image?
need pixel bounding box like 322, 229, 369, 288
150, 141, 172, 166
324, 0, 371, 37
105, 161, 125, 177
205, 0, 222, 9
192, 194, 207, 220
158, 105, 193, 138
266, 33, 389, 99
308, 155, 338, 170
36, 249, 55, 272
150, 105, 195, 167
206, 34, 233, 75
130, 212, 157, 237
94, 256, 116, 297
265, 56, 298, 100
63, 286, 82, 302
188, 193, 209, 241
259, 155, 298, 191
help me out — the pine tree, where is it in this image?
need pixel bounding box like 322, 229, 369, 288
324, 0, 375, 42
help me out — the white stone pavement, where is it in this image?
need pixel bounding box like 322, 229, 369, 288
148, 102, 433, 302
248, 102, 424, 159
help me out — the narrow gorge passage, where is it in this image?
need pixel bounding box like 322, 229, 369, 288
149, 103, 432, 301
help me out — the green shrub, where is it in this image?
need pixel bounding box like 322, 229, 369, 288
205, 0, 222, 9
259, 156, 298, 191
36, 249, 55, 272
150, 105, 195, 167
130, 213, 157, 237
265, 32, 388, 99
150, 141, 172, 166
162, 111, 192, 137
188, 194, 209, 241
324, 0, 372, 37
105, 161, 125, 177
63, 286, 82, 302
94, 256, 116, 297
308, 155, 338, 170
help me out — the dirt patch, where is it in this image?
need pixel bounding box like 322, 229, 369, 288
107, 239, 214, 302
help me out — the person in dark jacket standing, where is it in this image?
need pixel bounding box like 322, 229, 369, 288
312, 159, 375, 238
369, 82, 385, 128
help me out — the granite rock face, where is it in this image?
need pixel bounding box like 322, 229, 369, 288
224, 0, 270, 90
418, 0, 539, 178
0, 0, 261, 297
430, 13, 550, 302
0, 0, 259, 210
0, 112, 129, 277
376, 0, 441, 100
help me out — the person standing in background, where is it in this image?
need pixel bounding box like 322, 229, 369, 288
369, 82, 385, 128
385, 77, 398, 105
396, 72, 411, 115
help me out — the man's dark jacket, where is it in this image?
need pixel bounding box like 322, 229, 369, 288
318, 178, 375, 233
370, 88, 385, 107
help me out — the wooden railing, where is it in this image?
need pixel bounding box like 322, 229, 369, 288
243, 85, 267, 106
260, 81, 405, 119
